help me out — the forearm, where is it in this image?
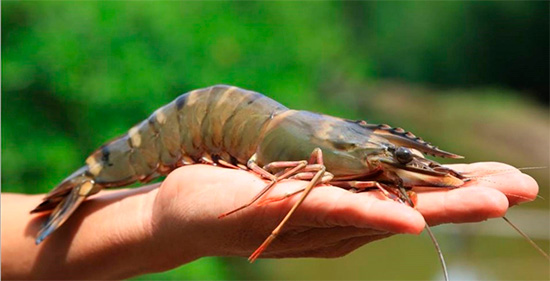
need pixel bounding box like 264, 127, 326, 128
1, 188, 171, 280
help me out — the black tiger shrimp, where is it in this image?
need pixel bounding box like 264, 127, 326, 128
32, 85, 548, 280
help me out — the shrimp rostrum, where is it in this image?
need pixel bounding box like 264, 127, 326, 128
32, 85, 545, 277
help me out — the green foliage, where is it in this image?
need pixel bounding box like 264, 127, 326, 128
2, 2, 548, 280
3, 1, 547, 193
132, 258, 231, 280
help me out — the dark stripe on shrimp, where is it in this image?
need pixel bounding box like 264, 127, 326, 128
175, 94, 188, 110
100, 145, 112, 166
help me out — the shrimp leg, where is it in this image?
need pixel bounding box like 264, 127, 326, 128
248, 148, 327, 262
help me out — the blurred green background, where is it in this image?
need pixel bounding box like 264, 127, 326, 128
2, 1, 548, 280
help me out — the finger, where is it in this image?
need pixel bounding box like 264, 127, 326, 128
415, 186, 508, 226
446, 162, 539, 205
267, 234, 391, 259
266, 185, 426, 234
264, 225, 389, 254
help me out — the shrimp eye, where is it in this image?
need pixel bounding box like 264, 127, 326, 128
395, 147, 413, 164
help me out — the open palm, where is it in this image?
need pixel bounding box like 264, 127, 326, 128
146, 162, 538, 270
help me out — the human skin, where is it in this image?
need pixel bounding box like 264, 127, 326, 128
1, 162, 539, 280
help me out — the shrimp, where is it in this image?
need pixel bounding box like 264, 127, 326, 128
32, 85, 547, 280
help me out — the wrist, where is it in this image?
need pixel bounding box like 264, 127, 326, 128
94, 187, 162, 278
33, 187, 164, 279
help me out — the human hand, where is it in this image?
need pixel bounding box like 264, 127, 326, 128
4, 162, 536, 280
143, 161, 538, 272
415, 162, 538, 225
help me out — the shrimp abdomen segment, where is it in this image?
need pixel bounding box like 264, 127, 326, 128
85, 85, 288, 187
177, 85, 288, 164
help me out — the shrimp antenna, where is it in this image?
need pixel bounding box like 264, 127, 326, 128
462, 166, 547, 180
425, 224, 449, 281
516, 166, 548, 171
502, 216, 549, 260
398, 186, 448, 281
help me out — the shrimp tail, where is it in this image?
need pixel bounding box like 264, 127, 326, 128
31, 167, 98, 244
